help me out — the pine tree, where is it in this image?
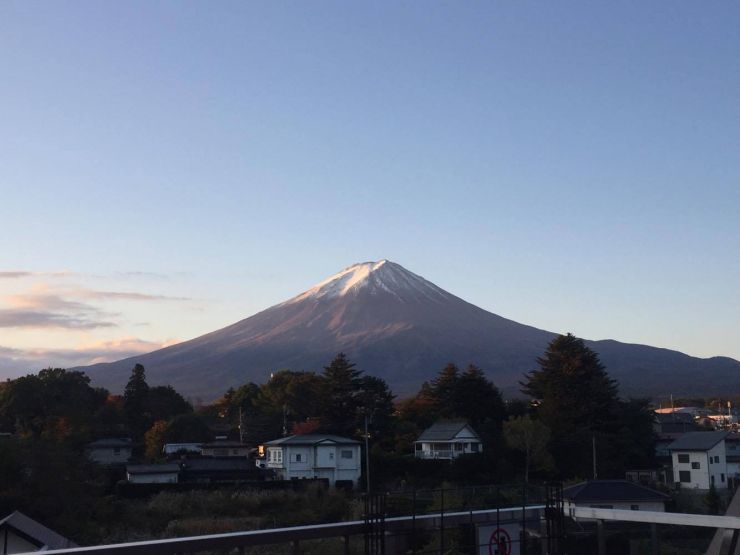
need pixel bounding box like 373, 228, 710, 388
521, 334, 621, 478
320, 353, 362, 436
123, 363, 150, 438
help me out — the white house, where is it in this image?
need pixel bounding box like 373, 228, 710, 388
262, 434, 362, 486
563, 480, 669, 514
414, 420, 482, 460
126, 463, 180, 484
84, 438, 132, 465
0, 511, 76, 554
668, 430, 729, 490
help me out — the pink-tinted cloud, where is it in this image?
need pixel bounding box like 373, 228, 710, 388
0, 337, 179, 379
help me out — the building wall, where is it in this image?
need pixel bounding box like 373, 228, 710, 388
127, 472, 179, 484
87, 447, 132, 465
267, 444, 361, 485
672, 441, 728, 490
2, 529, 40, 554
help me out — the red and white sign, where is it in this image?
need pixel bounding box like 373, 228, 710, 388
477, 523, 520, 555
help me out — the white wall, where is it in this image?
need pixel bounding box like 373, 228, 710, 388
87, 447, 132, 465
672, 441, 728, 490
2, 528, 39, 554
567, 500, 665, 514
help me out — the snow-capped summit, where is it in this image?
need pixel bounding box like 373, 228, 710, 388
286, 259, 451, 304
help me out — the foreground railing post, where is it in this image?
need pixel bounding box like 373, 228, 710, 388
596, 519, 606, 555
650, 523, 659, 555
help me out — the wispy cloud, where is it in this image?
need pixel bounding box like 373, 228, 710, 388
0, 337, 179, 378
0, 283, 191, 330
80, 290, 190, 302
0, 270, 75, 279
0, 309, 115, 329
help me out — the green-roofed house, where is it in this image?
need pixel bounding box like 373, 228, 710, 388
414, 420, 483, 460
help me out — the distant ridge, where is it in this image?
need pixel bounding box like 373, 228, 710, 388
81, 260, 740, 400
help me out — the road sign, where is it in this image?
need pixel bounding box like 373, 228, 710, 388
477, 523, 520, 555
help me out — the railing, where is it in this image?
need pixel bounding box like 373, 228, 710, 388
22, 504, 545, 555
414, 450, 454, 459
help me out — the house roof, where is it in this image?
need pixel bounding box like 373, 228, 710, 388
0, 511, 77, 549
201, 441, 248, 448
264, 434, 361, 446
562, 480, 670, 503
85, 438, 132, 449
668, 430, 729, 451
416, 420, 480, 442
126, 463, 181, 475
181, 458, 252, 472
655, 412, 695, 424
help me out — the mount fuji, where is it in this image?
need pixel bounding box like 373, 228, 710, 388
82, 260, 740, 400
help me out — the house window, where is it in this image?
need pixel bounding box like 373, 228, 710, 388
679, 470, 691, 483
677, 454, 689, 464
114, 448, 121, 455
470, 443, 479, 452
630, 505, 639, 511
294, 453, 302, 462
329, 452, 334, 459
712, 475, 715, 486
692, 462, 700, 469
722, 474, 726, 482
341, 450, 353, 459
455, 443, 463, 451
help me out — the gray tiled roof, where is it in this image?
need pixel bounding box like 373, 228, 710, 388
126, 463, 181, 474
668, 430, 729, 451
417, 420, 480, 442
0, 511, 77, 549
264, 434, 360, 446
562, 480, 669, 503
85, 438, 132, 448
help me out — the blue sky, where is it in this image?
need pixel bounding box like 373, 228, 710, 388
1, 1, 738, 377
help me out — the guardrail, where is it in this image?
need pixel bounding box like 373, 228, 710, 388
21, 505, 544, 555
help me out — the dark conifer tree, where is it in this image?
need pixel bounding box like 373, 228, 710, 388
522, 333, 637, 478
320, 353, 362, 436
123, 363, 151, 438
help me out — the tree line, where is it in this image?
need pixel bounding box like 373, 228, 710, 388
0, 334, 656, 483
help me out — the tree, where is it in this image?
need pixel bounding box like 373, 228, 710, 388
123, 364, 150, 437
521, 334, 648, 478
147, 385, 192, 422
320, 353, 363, 436
705, 483, 722, 515
0, 369, 107, 442
503, 415, 552, 484
144, 420, 168, 460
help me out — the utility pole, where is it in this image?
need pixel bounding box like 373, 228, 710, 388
364, 413, 371, 493
592, 434, 597, 480
238, 406, 245, 444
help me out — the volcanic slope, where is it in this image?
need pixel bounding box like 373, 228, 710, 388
81, 260, 740, 399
